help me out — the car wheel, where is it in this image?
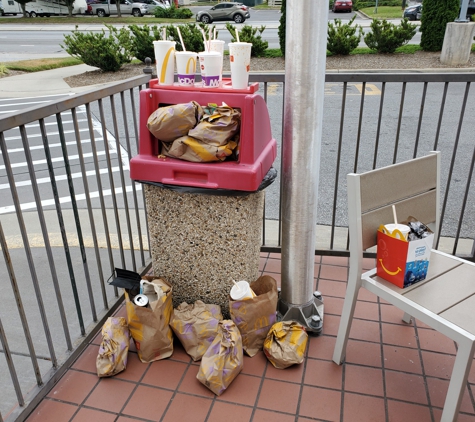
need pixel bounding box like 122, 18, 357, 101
30, 11, 37, 17
132, 8, 142, 16
97, 9, 105, 17
233, 13, 243, 23
408, 14, 415, 20
200, 14, 210, 23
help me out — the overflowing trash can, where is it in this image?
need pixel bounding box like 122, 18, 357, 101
130, 81, 277, 315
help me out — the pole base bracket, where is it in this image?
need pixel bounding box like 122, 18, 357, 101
277, 291, 324, 335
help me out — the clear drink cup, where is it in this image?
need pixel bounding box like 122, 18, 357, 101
229, 42, 252, 89
209, 40, 225, 82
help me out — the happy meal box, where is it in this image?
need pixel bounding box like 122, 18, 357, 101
376, 223, 434, 288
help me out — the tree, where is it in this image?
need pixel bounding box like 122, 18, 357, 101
278, 0, 286, 56
64, 0, 75, 17
420, 0, 459, 51
14, 0, 33, 17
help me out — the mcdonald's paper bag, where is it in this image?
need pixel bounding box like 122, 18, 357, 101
161, 135, 238, 163
196, 320, 243, 395
170, 300, 223, 361
125, 277, 174, 363
229, 275, 278, 357
263, 321, 308, 369
96, 317, 130, 377
188, 103, 241, 147
147, 101, 203, 142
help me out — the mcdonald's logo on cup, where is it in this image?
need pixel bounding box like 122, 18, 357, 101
175, 51, 197, 86
153, 40, 176, 86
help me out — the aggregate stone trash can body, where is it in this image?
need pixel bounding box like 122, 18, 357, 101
130, 81, 277, 317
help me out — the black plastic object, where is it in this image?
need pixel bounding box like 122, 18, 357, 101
109, 268, 141, 296
138, 167, 278, 197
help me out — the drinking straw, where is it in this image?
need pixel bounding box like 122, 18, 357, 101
392, 205, 398, 225
162, 27, 166, 40
200, 28, 209, 52
176, 26, 186, 51
235, 27, 240, 43
232, 279, 241, 292
208, 27, 212, 48
214, 27, 217, 40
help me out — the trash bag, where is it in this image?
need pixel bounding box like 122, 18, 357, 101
96, 317, 130, 377
170, 300, 223, 361
147, 101, 203, 142
229, 275, 278, 357
125, 277, 174, 363
196, 320, 243, 395
263, 321, 308, 369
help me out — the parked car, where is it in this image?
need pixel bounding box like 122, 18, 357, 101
90, 0, 149, 17
403, 3, 422, 20
332, 0, 352, 13
195, 2, 250, 24
134, 0, 169, 14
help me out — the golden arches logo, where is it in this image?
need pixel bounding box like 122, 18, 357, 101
160, 47, 175, 83
186, 57, 196, 74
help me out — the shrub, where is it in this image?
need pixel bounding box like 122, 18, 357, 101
225, 23, 268, 57
128, 24, 160, 63
278, 0, 286, 56
353, 0, 399, 10
364, 18, 416, 53
420, 0, 459, 51
167, 23, 216, 52
61, 25, 133, 72
327, 16, 363, 55
153, 3, 193, 19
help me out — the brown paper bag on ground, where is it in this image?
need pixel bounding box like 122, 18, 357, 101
125, 277, 174, 363
196, 320, 243, 395
147, 101, 203, 142
188, 103, 240, 146
161, 136, 238, 163
170, 300, 223, 361
96, 317, 130, 377
229, 275, 278, 357
263, 321, 308, 369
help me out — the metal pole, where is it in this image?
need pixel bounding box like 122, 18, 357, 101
278, 0, 326, 333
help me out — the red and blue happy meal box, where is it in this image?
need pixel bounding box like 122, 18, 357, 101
376, 222, 434, 288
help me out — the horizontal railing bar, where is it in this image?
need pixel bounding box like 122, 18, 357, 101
0, 75, 150, 132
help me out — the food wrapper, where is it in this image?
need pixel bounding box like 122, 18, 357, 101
263, 321, 308, 369
125, 277, 174, 363
170, 300, 223, 361
161, 135, 238, 163
96, 317, 130, 377
229, 275, 278, 357
147, 101, 203, 142
188, 103, 241, 146
196, 320, 243, 396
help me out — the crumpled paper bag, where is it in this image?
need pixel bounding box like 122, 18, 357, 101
229, 275, 278, 357
188, 103, 240, 146
147, 101, 203, 142
170, 300, 223, 361
96, 317, 130, 377
263, 321, 308, 369
125, 277, 174, 363
161, 135, 238, 162
196, 320, 243, 395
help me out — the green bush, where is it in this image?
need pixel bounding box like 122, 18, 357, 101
353, 0, 399, 10
327, 16, 363, 55
166, 23, 216, 52
225, 23, 268, 57
364, 18, 416, 53
278, 0, 286, 56
128, 24, 160, 63
61, 25, 133, 72
420, 0, 459, 51
153, 3, 193, 19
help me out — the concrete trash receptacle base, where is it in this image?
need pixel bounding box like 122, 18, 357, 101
145, 184, 265, 317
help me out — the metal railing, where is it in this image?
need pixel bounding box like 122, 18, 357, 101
0, 70, 474, 421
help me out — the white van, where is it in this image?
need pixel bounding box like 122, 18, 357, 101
1, 0, 86, 16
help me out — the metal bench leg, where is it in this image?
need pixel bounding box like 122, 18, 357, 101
332, 272, 362, 365
440, 339, 475, 422
402, 312, 412, 324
